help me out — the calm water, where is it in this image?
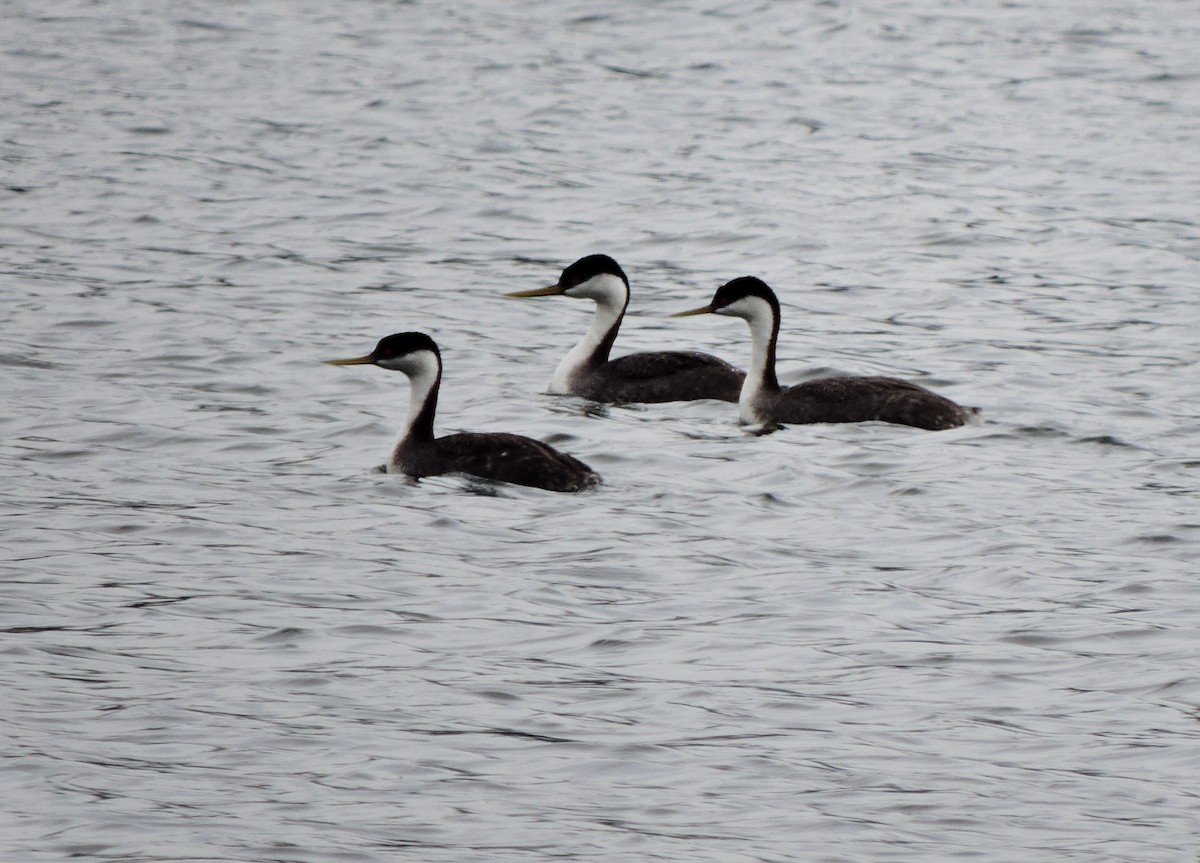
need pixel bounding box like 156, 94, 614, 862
3, 1, 1199, 861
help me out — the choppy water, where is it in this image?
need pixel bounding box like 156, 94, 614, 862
3, 1, 1199, 861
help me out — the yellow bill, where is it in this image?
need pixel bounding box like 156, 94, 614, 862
669, 304, 715, 318
505, 284, 566, 298
322, 355, 375, 366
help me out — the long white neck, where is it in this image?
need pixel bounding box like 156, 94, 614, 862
404, 363, 439, 432
549, 273, 628, 393
724, 296, 780, 424
379, 350, 441, 444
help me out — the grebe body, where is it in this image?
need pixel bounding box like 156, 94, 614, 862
673, 278, 975, 431
507, 255, 744, 404
325, 332, 600, 493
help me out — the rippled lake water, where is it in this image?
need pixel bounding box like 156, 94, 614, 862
4, 1, 1200, 860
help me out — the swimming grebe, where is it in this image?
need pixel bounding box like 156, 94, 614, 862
672, 277, 975, 430
506, 254, 744, 403
325, 332, 601, 492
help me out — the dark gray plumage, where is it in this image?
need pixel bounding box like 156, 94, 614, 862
751, 373, 972, 430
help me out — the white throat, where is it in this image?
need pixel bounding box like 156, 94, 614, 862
721, 295, 777, 424
549, 272, 628, 393
380, 350, 440, 435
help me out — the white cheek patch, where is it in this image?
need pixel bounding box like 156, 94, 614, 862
377, 351, 441, 410
378, 350, 436, 377
567, 273, 628, 307
720, 295, 773, 321
401, 352, 440, 387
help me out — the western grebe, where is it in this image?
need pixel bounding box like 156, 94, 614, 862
324, 332, 601, 492
505, 254, 744, 403
672, 277, 976, 430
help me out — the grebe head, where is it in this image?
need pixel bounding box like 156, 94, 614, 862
671, 276, 780, 322
324, 331, 441, 377
506, 254, 629, 307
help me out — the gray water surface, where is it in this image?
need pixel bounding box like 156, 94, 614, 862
3, 1, 1199, 861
